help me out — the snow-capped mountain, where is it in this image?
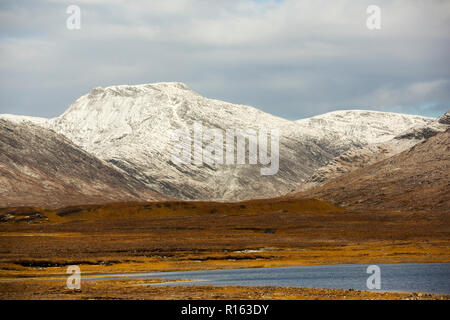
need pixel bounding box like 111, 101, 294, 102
0, 82, 438, 201
298, 111, 449, 191
297, 129, 450, 212
394, 111, 449, 140
43, 82, 335, 200
295, 110, 434, 156
0, 114, 49, 126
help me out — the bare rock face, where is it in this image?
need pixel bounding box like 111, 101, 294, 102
0, 119, 165, 208
438, 111, 450, 125
298, 129, 450, 213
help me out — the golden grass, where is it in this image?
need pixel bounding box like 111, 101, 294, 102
1, 278, 448, 300
0, 198, 449, 299
1, 198, 343, 223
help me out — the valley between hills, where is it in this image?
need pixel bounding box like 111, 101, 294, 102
0, 83, 449, 299
0, 197, 449, 299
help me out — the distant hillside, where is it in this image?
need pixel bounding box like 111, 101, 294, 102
296, 129, 450, 213
0, 119, 165, 208
298, 111, 450, 191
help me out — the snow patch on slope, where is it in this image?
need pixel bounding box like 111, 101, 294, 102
295, 110, 434, 155
0, 114, 49, 126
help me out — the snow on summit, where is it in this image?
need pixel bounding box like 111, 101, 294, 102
295, 109, 435, 155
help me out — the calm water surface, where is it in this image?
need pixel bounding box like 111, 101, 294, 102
84, 263, 450, 294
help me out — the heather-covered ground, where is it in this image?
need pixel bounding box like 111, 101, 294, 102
1, 198, 449, 299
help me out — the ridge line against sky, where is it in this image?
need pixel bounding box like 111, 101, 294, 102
0, 0, 449, 120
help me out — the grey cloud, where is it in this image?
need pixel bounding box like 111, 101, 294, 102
0, 0, 449, 119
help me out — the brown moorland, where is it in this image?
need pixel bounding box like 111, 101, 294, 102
2, 279, 449, 300
0, 198, 449, 299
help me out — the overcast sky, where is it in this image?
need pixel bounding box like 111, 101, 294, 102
1, 0, 449, 120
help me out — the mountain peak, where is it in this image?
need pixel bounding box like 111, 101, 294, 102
1, 86, 443, 203
87, 82, 192, 98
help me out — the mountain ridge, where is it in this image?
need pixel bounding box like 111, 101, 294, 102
0, 82, 440, 202
295, 129, 450, 212
0, 118, 165, 208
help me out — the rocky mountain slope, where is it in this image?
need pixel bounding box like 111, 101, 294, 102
295, 110, 434, 156
0, 82, 438, 202
297, 129, 450, 212
0, 119, 164, 208
298, 111, 449, 191
394, 111, 450, 140
39, 83, 339, 200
